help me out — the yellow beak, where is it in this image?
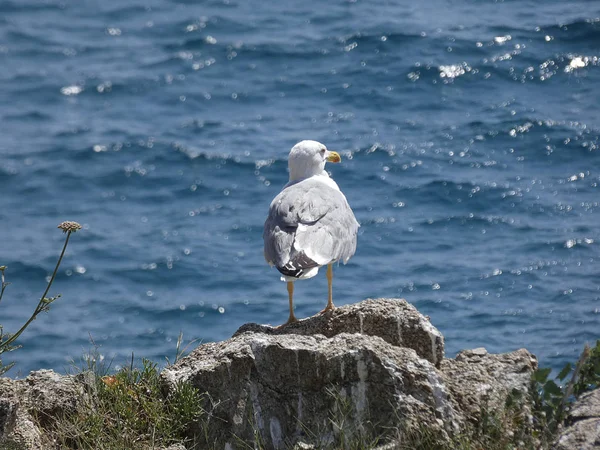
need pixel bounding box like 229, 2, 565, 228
326, 151, 341, 163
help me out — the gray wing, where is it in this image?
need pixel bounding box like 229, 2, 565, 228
263, 178, 359, 272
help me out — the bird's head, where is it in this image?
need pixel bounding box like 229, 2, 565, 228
288, 140, 341, 182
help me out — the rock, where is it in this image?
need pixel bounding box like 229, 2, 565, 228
0, 298, 542, 450
0, 397, 17, 439
568, 388, 600, 422
235, 298, 444, 368
162, 299, 540, 449
0, 395, 43, 450
292, 443, 316, 450
162, 331, 461, 450
441, 347, 538, 426
0, 370, 94, 450
24, 369, 94, 428
160, 444, 187, 450
553, 388, 600, 450
553, 419, 600, 450
0, 378, 43, 450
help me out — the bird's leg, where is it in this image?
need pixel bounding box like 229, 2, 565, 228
326, 263, 335, 310
320, 264, 335, 314
284, 281, 298, 324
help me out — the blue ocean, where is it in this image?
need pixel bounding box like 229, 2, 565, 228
1, 0, 599, 376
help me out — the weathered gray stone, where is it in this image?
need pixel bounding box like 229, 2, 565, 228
292, 443, 316, 450
25, 369, 94, 428
235, 298, 444, 368
162, 331, 460, 450
569, 388, 600, 421
0, 370, 94, 450
441, 347, 537, 426
161, 298, 540, 450
160, 444, 187, 450
553, 418, 600, 449
553, 388, 600, 450
0, 397, 17, 439
0, 378, 43, 450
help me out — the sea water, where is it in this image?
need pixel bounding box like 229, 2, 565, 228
1, 0, 599, 375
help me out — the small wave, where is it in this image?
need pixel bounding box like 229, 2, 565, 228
167, 37, 219, 52
0, 1, 61, 13
418, 214, 533, 231
179, 119, 223, 131
360, 216, 398, 225
3, 111, 51, 121
172, 142, 270, 165
60, 85, 83, 96
406, 179, 499, 194
4, 26, 75, 51
470, 117, 597, 152
564, 55, 600, 73
536, 18, 600, 44
439, 62, 473, 80
101, 4, 148, 20
171, 141, 288, 169
0, 261, 50, 282
405, 61, 478, 84
240, 42, 329, 61
337, 31, 422, 47
351, 142, 398, 157
395, 179, 532, 214
176, 15, 257, 35
521, 238, 594, 254
563, 237, 594, 249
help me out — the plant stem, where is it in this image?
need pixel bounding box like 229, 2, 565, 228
0, 270, 7, 305
560, 344, 590, 413
2, 231, 72, 349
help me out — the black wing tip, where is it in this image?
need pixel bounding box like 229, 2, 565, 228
277, 252, 320, 278
277, 263, 304, 278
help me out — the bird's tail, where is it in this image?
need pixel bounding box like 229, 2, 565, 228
277, 251, 320, 278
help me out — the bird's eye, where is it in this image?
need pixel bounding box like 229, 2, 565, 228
320, 148, 326, 154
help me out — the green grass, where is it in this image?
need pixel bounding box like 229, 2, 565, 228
44, 357, 205, 449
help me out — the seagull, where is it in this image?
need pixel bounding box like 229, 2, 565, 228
263, 140, 359, 324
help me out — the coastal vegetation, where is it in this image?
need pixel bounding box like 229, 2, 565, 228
0, 332, 596, 449
36, 340, 600, 449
